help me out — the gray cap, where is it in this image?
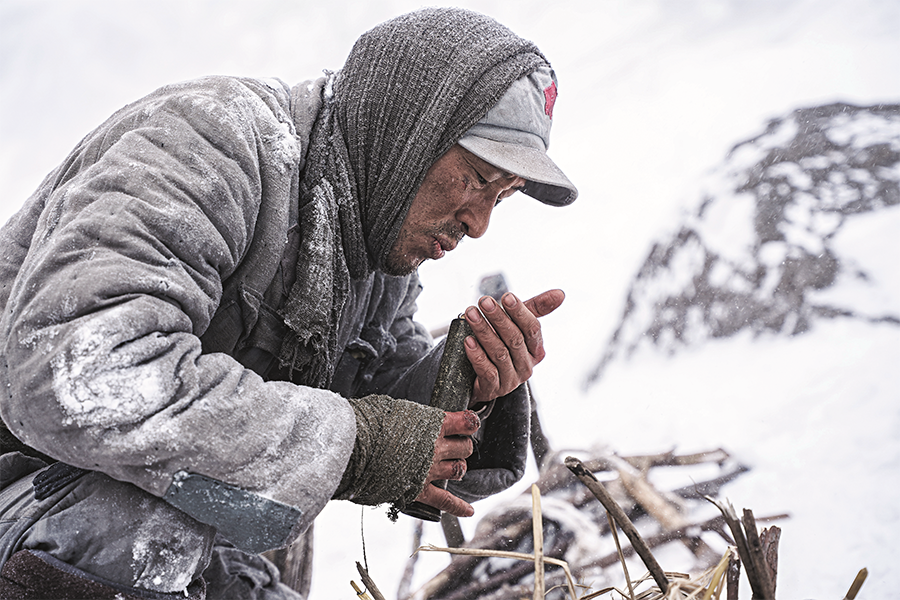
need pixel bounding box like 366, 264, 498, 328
458, 65, 577, 206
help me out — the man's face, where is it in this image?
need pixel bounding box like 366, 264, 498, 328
384, 145, 526, 276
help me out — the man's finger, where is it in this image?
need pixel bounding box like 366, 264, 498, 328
522, 288, 565, 318
440, 410, 480, 437
429, 458, 468, 481
469, 296, 524, 376
464, 339, 500, 405
496, 292, 544, 362
416, 483, 474, 518
433, 436, 474, 463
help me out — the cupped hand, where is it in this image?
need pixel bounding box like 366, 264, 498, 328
463, 288, 565, 406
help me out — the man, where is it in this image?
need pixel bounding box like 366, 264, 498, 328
0, 7, 577, 599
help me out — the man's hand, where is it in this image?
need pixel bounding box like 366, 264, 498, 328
414, 410, 480, 518
463, 288, 564, 406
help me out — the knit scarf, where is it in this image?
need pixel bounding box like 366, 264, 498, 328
279, 8, 550, 387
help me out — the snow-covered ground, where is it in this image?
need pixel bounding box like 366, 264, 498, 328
2, 0, 898, 598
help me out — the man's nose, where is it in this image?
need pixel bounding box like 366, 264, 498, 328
458, 195, 494, 239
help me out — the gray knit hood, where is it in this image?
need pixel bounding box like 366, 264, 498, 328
280, 8, 550, 385
336, 7, 550, 271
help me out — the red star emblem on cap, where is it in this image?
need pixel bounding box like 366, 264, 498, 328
544, 82, 557, 119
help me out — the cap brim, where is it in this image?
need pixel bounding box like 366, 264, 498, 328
458, 136, 577, 206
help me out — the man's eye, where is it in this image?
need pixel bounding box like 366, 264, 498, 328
475, 172, 488, 186
495, 186, 521, 206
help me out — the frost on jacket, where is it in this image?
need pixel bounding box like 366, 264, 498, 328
0, 75, 531, 544
0, 76, 361, 537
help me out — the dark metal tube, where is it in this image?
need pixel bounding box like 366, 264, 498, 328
402, 317, 476, 522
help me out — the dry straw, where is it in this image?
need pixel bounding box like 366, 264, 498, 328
407, 483, 738, 600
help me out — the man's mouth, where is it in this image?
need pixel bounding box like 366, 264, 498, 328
431, 235, 457, 259
430, 238, 446, 259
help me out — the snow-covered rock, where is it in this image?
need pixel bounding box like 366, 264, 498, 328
587, 103, 900, 385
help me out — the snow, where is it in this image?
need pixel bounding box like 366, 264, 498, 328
131, 496, 211, 594
2, 0, 899, 598
807, 203, 900, 317
50, 306, 173, 428
826, 111, 900, 148
691, 191, 757, 264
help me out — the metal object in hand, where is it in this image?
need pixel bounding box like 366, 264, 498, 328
402, 317, 476, 521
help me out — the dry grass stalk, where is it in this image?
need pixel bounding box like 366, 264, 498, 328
699, 549, 735, 600
601, 553, 734, 600
350, 580, 373, 600
414, 544, 580, 598
532, 484, 546, 600
607, 513, 636, 600
842, 568, 868, 600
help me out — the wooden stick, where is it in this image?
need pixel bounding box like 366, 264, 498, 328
587, 514, 726, 568
669, 464, 750, 500
440, 512, 465, 549
397, 520, 423, 600
565, 456, 669, 593
742, 509, 775, 599
726, 553, 741, 600
531, 484, 545, 600
414, 544, 579, 599
759, 525, 781, 597
706, 497, 767, 599
537, 449, 748, 506
608, 454, 686, 527
356, 562, 386, 600
583, 448, 733, 473
607, 454, 717, 562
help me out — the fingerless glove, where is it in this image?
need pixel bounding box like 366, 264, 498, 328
332, 394, 445, 510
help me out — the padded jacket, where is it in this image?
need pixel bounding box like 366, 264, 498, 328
0, 76, 530, 548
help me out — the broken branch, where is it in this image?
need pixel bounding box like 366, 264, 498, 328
565, 456, 669, 593
355, 562, 386, 600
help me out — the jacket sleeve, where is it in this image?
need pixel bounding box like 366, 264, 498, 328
0, 78, 355, 543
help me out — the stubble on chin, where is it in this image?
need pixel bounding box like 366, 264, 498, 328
382, 223, 463, 277
382, 253, 420, 277
382, 240, 422, 276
